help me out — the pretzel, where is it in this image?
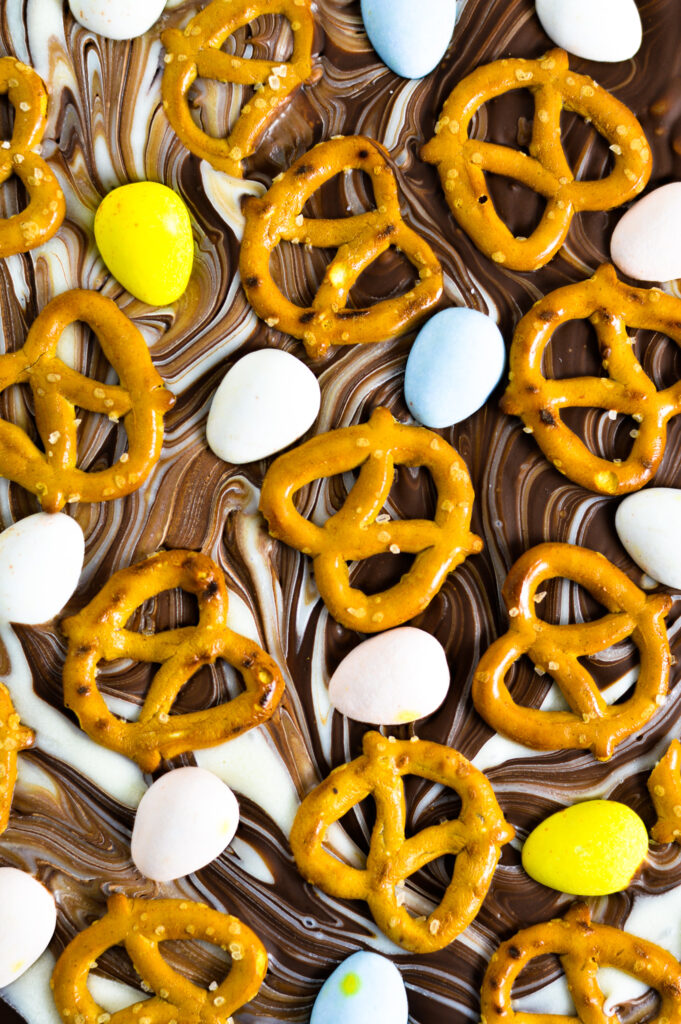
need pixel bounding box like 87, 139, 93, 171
481, 902, 681, 1024
0, 683, 34, 835
0, 289, 174, 512
0, 58, 65, 258
472, 542, 672, 761
51, 893, 267, 1024
648, 739, 681, 844
161, 0, 315, 177
501, 264, 681, 494
240, 137, 443, 357
290, 731, 514, 953
61, 550, 285, 772
259, 406, 482, 632
421, 49, 651, 271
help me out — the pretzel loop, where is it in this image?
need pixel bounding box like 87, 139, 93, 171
51, 893, 268, 1024
421, 49, 651, 271
501, 264, 681, 494
648, 739, 681, 844
472, 542, 672, 760
0, 58, 65, 257
0, 682, 34, 834
161, 0, 315, 176
482, 903, 681, 1024
62, 550, 285, 772
290, 731, 514, 953
259, 406, 482, 632
240, 137, 443, 357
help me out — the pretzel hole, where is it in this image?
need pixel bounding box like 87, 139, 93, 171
271, 239, 335, 307
560, 407, 639, 463
322, 797, 374, 868
631, 327, 681, 391
85, 948, 149, 1010
511, 957, 575, 1015
347, 248, 419, 309
470, 91, 534, 154
301, 169, 376, 220
532, 577, 611, 627
483, 171, 545, 240
541, 319, 605, 380
559, 108, 615, 183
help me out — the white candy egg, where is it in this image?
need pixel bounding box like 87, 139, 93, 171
311, 951, 409, 1023
611, 183, 681, 283
615, 488, 681, 589
68, 0, 167, 39
131, 766, 240, 881
536, 0, 642, 62
206, 349, 321, 464
0, 868, 56, 987
328, 627, 450, 725
0, 513, 84, 625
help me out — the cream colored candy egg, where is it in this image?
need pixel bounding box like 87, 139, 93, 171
94, 182, 194, 306
68, 0, 167, 40
328, 627, 450, 725
131, 766, 240, 881
0, 868, 57, 986
616, 487, 681, 589
0, 513, 84, 625
522, 799, 648, 896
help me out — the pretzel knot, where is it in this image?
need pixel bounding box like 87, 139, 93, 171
481, 902, 681, 1024
0, 58, 65, 257
61, 550, 285, 772
648, 740, 681, 845
240, 137, 443, 357
290, 731, 514, 953
0, 289, 174, 512
501, 264, 681, 495
259, 406, 482, 632
51, 893, 268, 1024
472, 542, 672, 761
421, 49, 651, 271
0, 682, 34, 835
161, 0, 315, 177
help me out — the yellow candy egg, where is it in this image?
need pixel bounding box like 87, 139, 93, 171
522, 799, 648, 896
94, 182, 193, 305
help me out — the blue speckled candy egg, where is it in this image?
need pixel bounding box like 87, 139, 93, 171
311, 951, 408, 1023
360, 0, 458, 79
404, 307, 506, 428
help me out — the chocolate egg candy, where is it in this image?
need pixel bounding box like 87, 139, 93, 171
94, 182, 194, 306
616, 488, 681, 589
0, 513, 84, 625
536, 0, 642, 62
522, 800, 648, 896
360, 0, 458, 79
0, 868, 56, 986
611, 183, 681, 282
311, 952, 408, 1024
68, 0, 167, 40
131, 766, 240, 882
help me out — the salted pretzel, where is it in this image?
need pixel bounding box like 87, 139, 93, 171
240, 137, 443, 357
648, 739, 681, 844
502, 264, 681, 495
51, 893, 267, 1024
421, 49, 651, 271
472, 542, 672, 761
481, 902, 681, 1024
0, 289, 174, 512
0, 683, 34, 835
290, 731, 514, 953
0, 57, 65, 257
161, 0, 315, 177
61, 550, 285, 772
259, 406, 482, 632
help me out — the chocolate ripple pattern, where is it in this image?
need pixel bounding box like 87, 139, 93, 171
0, 0, 680, 1022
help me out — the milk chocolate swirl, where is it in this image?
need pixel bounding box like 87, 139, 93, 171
1, 1, 681, 1022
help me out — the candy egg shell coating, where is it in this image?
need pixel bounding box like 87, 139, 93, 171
0, 513, 84, 625
610, 182, 681, 283
311, 951, 409, 1024
0, 868, 57, 987
206, 349, 321, 464
615, 488, 681, 589
360, 0, 457, 79
522, 799, 648, 896
68, 0, 167, 40
131, 766, 240, 882
535, 0, 642, 62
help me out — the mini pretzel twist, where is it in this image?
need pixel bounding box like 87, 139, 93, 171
421, 49, 651, 271
648, 739, 681, 844
0, 289, 174, 512
0, 58, 65, 257
161, 0, 315, 176
51, 893, 268, 1024
240, 137, 443, 357
259, 406, 483, 632
502, 264, 681, 495
61, 550, 285, 772
481, 902, 681, 1024
290, 731, 514, 953
472, 542, 672, 761
0, 682, 34, 835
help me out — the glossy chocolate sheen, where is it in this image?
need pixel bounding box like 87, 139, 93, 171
1, 1, 681, 1022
